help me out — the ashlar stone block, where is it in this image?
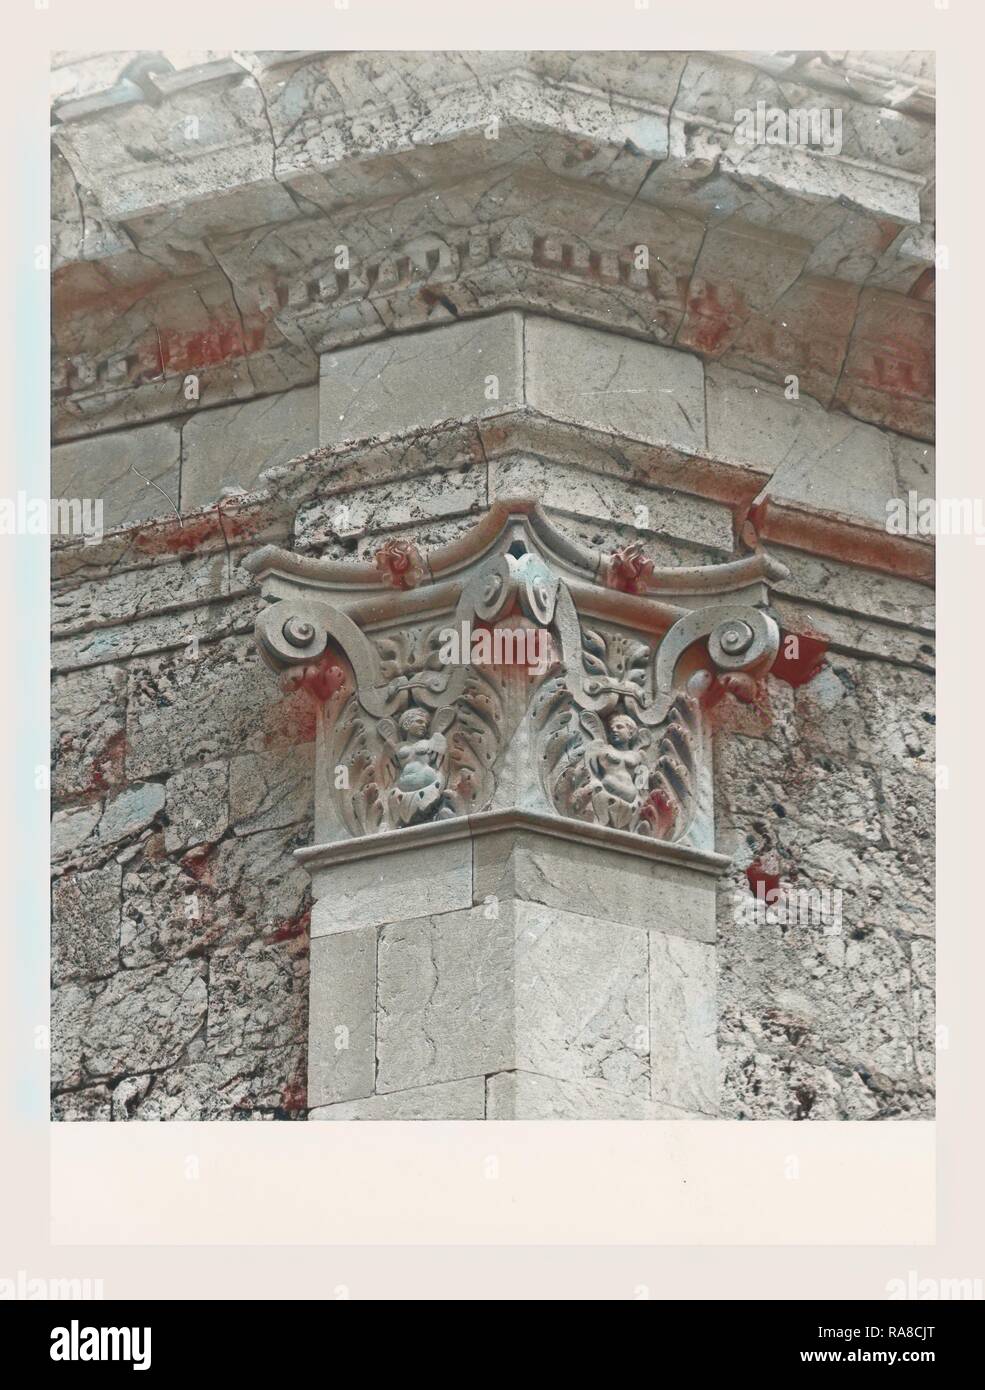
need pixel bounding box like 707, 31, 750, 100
376, 904, 513, 1093
308, 929, 377, 1108
514, 902, 650, 1098
320, 312, 524, 445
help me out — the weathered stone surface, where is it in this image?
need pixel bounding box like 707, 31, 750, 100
514, 903, 649, 1098
376, 906, 512, 1092
51, 862, 121, 985
51, 594, 259, 675
228, 745, 314, 835
51, 421, 182, 532
294, 466, 485, 550
649, 934, 718, 1114
110, 1044, 307, 1120
487, 454, 733, 551
311, 1076, 485, 1120
308, 929, 376, 1108
525, 317, 705, 453
120, 851, 206, 968
51, 803, 102, 863
51, 550, 236, 635
115, 822, 311, 971
52, 1085, 114, 1121
125, 638, 268, 778
207, 936, 307, 1057
834, 289, 934, 441
51, 958, 207, 1088
164, 761, 228, 851
320, 313, 523, 445
97, 781, 166, 846
47, 49, 936, 1130
706, 363, 906, 526
180, 386, 319, 511
51, 664, 127, 798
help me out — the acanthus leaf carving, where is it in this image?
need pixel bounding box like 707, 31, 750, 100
245, 497, 788, 851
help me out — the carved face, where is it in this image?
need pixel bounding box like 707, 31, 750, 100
607, 713, 638, 748
399, 708, 429, 740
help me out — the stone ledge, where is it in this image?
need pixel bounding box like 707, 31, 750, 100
297, 807, 731, 877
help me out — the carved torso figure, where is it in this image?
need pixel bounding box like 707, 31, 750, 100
584, 712, 650, 830
380, 706, 457, 826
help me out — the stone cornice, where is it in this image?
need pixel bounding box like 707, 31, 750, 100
295, 806, 732, 876
51, 51, 935, 444
48, 403, 935, 588
243, 495, 791, 600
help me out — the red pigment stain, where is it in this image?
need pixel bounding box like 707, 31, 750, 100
373, 539, 424, 590
746, 857, 781, 905
264, 693, 319, 748
909, 266, 936, 301
86, 729, 126, 793
157, 318, 266, 376
683, 282, 742, 355
280, 1078, 307, 1112
265, 657, 351, 748
856, 355, 928, 397
52, 264, 170, 321
284, 652, 347, 704
180, 842, 219, 887
705, 676, 772, 734
607, 544, 653, 595
131, 506, 268, 557
770, 628, 829, 687
640, 788, 675, 838
264, 908, 311, 945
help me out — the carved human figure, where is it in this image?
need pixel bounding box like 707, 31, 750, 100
583, 710, 650, 830
379, 705, 458, 826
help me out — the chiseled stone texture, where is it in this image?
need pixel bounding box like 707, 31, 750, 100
52, 51, 934, 448
50, 619, 315, 1118
649, 935, 718, 1115
474, 831, 717, 944
51, 863, 122, 986
52, 957, 207, 1089
51, 420, 181, 532
524, 317, 705, 453
310, 839, 472, 935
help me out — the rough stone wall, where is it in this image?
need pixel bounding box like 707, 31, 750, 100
49, 50, 934, 1120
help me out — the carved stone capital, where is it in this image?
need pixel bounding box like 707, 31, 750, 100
246, 496, 787, 855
